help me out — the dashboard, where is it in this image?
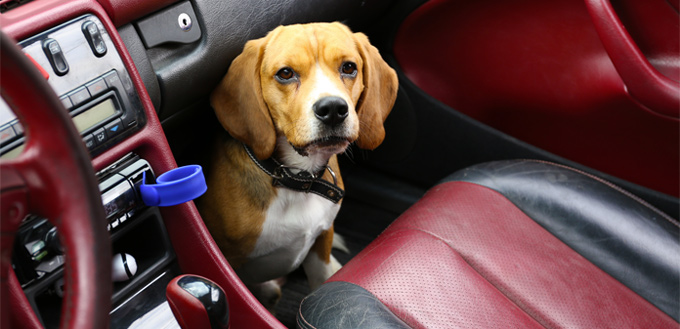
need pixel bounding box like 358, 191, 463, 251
7, 13, 178, 329
3, 15, 145, 159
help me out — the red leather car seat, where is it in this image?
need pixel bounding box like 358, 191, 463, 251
297, 160, 679, 328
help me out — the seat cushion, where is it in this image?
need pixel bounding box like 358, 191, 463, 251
447, 160, 680, 319
298, 160, 679, 328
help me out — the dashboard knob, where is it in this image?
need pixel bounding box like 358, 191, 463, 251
112, 253, 137, 282
43, 227, 63, 255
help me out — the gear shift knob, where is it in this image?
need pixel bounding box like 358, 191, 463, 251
166, 275, 229, 329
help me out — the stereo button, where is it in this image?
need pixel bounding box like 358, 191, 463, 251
87, 79, 107, 97
93, 128, 107, 145
60, 96, 73, 110
83, 135, 96, 150
70, 88, 91, 107
0, 126, 16, 145
105, 118, 123, 138
103, 71, 121, 89
82, 21, 107, 57
12, 123, 23, 136
42, 39, 69, 76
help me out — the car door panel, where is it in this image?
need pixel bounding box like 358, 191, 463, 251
393, 0, 679, 197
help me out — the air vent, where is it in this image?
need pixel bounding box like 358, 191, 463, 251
0, 0, 33, 13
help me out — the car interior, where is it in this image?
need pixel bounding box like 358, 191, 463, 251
1, 0, 678, 328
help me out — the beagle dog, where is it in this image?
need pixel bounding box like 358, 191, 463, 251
199, 22, 398, 309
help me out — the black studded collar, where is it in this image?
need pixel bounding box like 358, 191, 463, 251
243, 143, 344, 203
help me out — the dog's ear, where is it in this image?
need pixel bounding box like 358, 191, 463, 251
210, 37, 276, 160
353, 32, 399, 150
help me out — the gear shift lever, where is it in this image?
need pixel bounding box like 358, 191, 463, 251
166, 275, 229, 329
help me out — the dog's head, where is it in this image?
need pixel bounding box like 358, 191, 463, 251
211, 22, 398, 160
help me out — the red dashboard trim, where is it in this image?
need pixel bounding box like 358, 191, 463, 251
97, 0, 179, 27
1, 1, 284, 328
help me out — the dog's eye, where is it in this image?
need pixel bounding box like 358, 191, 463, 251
275, 68, 296, 82
341, 62, 357, 77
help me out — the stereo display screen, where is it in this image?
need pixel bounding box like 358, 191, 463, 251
72, 98, 117, 133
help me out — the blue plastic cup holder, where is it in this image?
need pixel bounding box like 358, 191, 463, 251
139, 165, 207, 207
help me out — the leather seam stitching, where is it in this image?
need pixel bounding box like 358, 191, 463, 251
297, 295, 317, 329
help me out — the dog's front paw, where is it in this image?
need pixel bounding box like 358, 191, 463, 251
247, 278, 286, 313
330, 254, 343, 274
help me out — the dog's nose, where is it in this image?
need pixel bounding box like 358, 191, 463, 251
313, 96, 348, 127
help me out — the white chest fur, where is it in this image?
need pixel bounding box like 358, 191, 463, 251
235, 187, 340, 284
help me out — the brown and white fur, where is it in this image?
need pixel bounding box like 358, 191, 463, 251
199, 22, 398, 309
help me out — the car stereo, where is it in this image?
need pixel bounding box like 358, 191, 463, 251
12, 153, 179, 328
0, 14, 146, 158
12, 154, 154, 287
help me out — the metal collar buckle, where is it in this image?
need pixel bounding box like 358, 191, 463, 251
271, 165, 338, 193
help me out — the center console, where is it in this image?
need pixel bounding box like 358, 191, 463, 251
13, 154, 181, 328
7, 14, 183, 329
3, 1, 285, 328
